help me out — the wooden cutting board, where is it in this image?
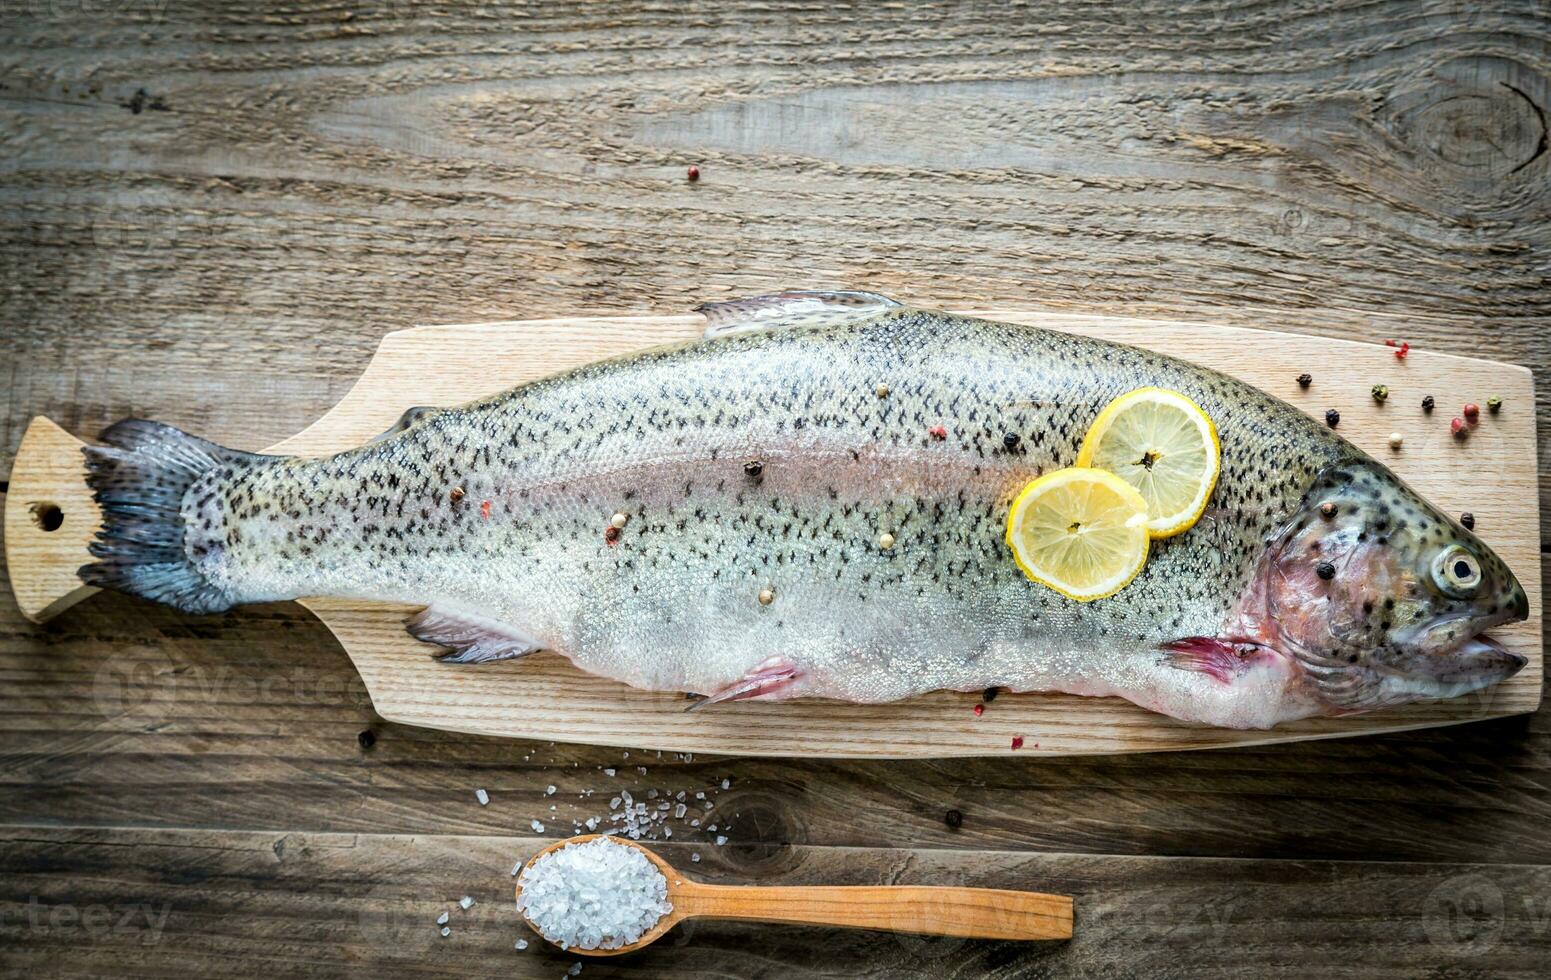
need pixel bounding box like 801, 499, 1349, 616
4, 310, 1541, 757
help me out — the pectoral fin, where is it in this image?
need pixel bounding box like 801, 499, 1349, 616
408, 604, 541, 664
696, 290, 901, 339
1160, 637, 1275, 684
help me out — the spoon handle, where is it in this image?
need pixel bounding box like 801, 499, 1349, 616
673, 882, 1072, 940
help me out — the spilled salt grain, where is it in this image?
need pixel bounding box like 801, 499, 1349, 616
531, 819, 546, 833
475, 788, 490, 806
517, 836, 670, 951
604, 768, 616, 777
715, 835, 728, 846
440, 926, 450, 937
515, 939, 528, 950
691, 852, 701, 863
512, 859, 524, 876
546, 785, 557, 795
569, 964, 583, 976
721, 779, 730, 789
436, 911, 449, 925
459, 896, 474, 910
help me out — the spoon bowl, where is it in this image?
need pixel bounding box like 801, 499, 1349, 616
517, 834, 1072, 956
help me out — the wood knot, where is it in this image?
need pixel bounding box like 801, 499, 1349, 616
1389, 62, 1546, 178
710, 789, 803, 876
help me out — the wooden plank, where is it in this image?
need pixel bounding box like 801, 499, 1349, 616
1, 826, 1547, 978
0, 558, 1547, 865
6, 310, 1536, 755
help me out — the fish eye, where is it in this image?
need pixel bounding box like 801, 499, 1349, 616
1432, 546, 1482, 597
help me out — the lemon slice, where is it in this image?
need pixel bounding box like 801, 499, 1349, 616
1076, 387, 1220, 539
1005, 467, 1151, 601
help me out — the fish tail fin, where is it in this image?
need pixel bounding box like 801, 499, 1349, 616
79, 419, 261, 614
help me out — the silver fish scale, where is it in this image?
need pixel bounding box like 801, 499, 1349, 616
202, 309, 1350, 704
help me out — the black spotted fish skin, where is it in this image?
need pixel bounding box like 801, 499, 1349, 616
170, 308, 1370, 726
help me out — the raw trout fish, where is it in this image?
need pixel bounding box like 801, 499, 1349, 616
81, 292, 1529, 729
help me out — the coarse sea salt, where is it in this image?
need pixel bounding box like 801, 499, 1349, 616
516, 836, 671, 951
475, 788, 490, 806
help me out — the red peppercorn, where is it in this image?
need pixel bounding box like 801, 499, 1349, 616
1451, 417, 1467, 438
686, 165, 700, 182
1394, 343, 1409, 360
1010, 735, 1025, 750
604, 525, 621, 546
972, 703, 984, 717
480, 499, 492, 519
1463, 402, 1480, 423
928, 425, 947, 440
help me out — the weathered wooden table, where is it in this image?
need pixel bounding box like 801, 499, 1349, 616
3, 2, 1548, 976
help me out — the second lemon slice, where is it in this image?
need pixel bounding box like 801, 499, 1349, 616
1005, 467, 1151, 602
1077, 387, 1220, 539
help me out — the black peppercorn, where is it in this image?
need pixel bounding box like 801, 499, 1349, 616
1316, 561, 1336, 580
744, 460, 763, 477
1460, 512, 1475, 530
357, 729, 376, 750
1422, 395, 1435, 413
1002, 433, 1020, 450
1297, 373, 1312, 388
1325, 409, 1340, 428
945, 809, 964, 829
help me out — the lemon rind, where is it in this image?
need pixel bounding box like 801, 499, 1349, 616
1075, 386, 1221, 540
1004, 467, 1152, 602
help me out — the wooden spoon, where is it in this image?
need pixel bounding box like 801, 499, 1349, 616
516, 834, 1072, 955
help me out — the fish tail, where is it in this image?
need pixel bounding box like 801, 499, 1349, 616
79, 419, 261, 614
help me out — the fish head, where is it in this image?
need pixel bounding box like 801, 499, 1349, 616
1252, 459, 1529, 713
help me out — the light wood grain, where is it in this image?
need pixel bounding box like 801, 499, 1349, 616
517, 835, 1071, 953
3, 309, 1539, 756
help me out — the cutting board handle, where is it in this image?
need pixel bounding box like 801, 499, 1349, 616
3, 417, 98, 623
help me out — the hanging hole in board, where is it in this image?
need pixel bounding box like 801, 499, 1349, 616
31, 502, 63, 532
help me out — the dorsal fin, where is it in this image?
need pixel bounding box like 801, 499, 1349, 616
695, 290, 901, 339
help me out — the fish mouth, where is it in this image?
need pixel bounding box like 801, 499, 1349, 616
1405, 602, 1527, 659
1394, 620, 1528, 694
1451, 633, 1527, 673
